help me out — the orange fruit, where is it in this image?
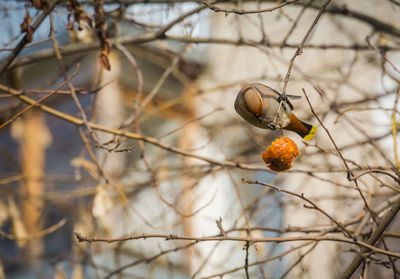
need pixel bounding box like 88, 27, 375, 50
262, 137, 299, 171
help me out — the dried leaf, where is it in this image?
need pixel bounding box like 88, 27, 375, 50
66, 0, 93, 31
20, 11, 33, 43
262, 136, 299, 171
94, 0, 111, 70
98, 51, 111, 71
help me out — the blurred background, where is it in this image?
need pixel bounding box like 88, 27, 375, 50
0, 0, 400, 278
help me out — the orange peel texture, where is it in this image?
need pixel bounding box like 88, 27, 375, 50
262, 137, 299, 171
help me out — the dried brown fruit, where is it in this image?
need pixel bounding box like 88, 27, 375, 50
262, 136, 299, 171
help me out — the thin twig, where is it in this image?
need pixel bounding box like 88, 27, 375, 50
339, 195, 400, 279
73, 231, 400, 259
0, 0, 59, 77
0, 65, 79, 130
242, 178, 354, 239
282, 0, 331, 94
197, 0, 297, 15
